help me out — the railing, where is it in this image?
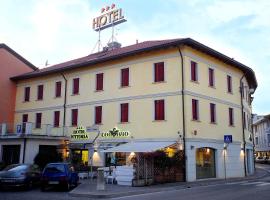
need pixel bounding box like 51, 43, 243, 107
0, 122, 71, 137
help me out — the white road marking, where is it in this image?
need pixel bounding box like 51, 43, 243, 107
256, 182, 270, 187
241, 181, 264, 185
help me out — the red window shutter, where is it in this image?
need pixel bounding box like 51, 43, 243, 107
121, 103, 129, 122
154, 62, 164, 82
72, 109, 78, 126
191, 61, 197, 81
22, 114, 28, 123
121, 68, 129, 87
229, 108, 234, 126
54, 111, 60, 127
36, 113, 42, 128
155, 100, 165, 120
73, 78, 79, 95
227, 75, 232, 93
210, 103, 216, 123
24, 87, 30, 101
192, 99, 198, 120
55, 81, 62, 97
96, 73, 104, 91
209, 68, 214, 87
95, 106, 102, 124
37, 85, 44, 100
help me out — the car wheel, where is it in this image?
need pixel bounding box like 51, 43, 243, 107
27, 180, 33, 190
40, 185, 46, 192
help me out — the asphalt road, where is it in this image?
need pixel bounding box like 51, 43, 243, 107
0, 164, 270, 200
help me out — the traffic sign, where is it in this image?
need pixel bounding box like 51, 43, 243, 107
224, 135, 233, 143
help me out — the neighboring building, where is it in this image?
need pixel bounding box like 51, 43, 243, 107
5, 38, 257, 182
253, 114, 270, 157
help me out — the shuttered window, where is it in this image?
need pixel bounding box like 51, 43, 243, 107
37, 85, 44, 100
22, 114, 28, 123
227, 75, 232, 93
210, 103, 216, 123
71, 109, 78, 126
36, 113, 42, 128
95, 106, 102, 124
24, 87, 30, 102
243, 112, 246, 129
154, 62, 164, 82
191, 61, 198, 81
209, 68, 214, 87
192, 99, 199, 120
54, 111, 60, 127
73, 78, 80, 95
121, 68, 129, 87
55, 81, 62, 97
120, 103, 129, 122
229, 107, 234, 126
155, 100, 165, 120
96, 73, 104, 91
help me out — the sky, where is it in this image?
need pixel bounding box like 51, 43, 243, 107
0, 0, 269, 114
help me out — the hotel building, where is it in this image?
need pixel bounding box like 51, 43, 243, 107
1, 38, 257, 182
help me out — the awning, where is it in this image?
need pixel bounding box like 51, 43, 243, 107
102, 141, 176, 153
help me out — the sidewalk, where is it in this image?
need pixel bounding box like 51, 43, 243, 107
69, 168, 269, 199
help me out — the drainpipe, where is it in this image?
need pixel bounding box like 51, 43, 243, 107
60, 73, 67, 136
177, 46, 187, 182
22, 138, 27, 163
240, 75, 247, 177
251, 114, 256, 173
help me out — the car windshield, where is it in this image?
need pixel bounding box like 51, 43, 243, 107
44, 165, 65, 173
3, 164, 28, 172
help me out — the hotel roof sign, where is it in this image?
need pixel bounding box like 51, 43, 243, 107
92, 4, 127, 31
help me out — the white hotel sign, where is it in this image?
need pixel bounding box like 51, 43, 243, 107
92, 4, 126, 31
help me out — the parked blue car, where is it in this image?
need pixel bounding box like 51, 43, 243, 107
41, 163, 78, 191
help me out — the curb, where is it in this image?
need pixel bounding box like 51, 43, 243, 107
69, 168, 269, 199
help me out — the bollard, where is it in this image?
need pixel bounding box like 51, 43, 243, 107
96, 168, 105, 190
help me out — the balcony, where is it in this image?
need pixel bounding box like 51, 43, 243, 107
0, 122, 69, 139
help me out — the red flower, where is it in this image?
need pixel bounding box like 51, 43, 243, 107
111, 4, 115, 9
106, 6, 110, 11
101, 8, 105, 13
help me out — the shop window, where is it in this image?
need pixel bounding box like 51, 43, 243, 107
154, 99, 165, 120
71, 109, 78, 126
96, 73, 104, 91
209, 68, 215, 87
24, 87, 30, 102
55, 81, 62, 97
95, 106, 102, 124
121, 68, 129, 87
105, 152, 126, 166
72, 78, 80, 95
191, 61, 198, 82
227, 75, 232, 93
35, 113, 42, 128
37, 85, 44, 100
154, 62, 164, 82
120, 103, 129, 122
196, 147, 216, 179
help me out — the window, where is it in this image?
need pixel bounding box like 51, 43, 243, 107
54, 111, 60, 127
268, 134, 270, 146
191, 61, 198, 82
241, 82, 244, 99
95, 106, 102, 124
154, 62, 164, 82
154, 99, 165, 120
243, 112, 246, 129
121, 68, 129, 87
96, 73, 104, 91
254, 125, 257, 133
55, 81, 62, 97
35, 113, 42, 128
209, 68, 215, 87
210, 103, 216, 123
71, 109, 78, 126
37, 85, 44, 100
22, 114, 28, 123
227, 75, 232, 93
192, 99, 199, 120
24, 87, 30, 102
120, 103, 129, 122
255, 137, 258, 145
72, 78, 79, 95
229, 107, 234, 126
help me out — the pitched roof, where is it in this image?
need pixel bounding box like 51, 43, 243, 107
10, 38, 257, 90
0, 43, 37, 70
